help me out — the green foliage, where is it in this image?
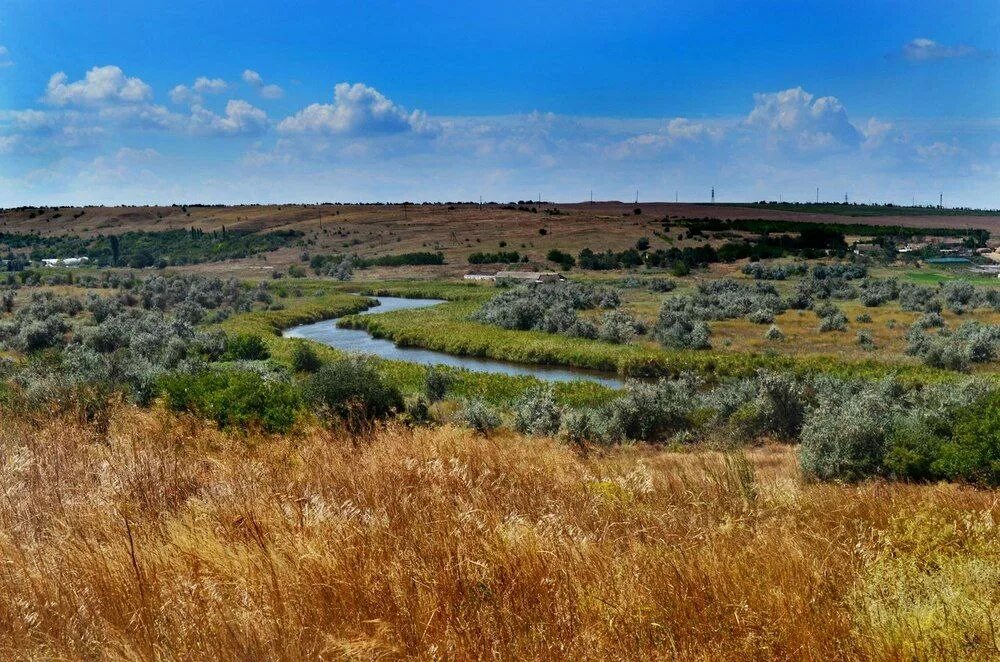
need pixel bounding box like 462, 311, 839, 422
303, 357, 404, 427
423, 366, 453, 402
225, 334, 271, 361
512, 385, 562, 436
357, 252, 445, 267
290, 341, 323, 373
468, 250, 522, 264
0, 229, 302, 267
935, 392, 1000, 486
461, 398, 502, 434
546, 249, 576, 270
160, 369, 301, 433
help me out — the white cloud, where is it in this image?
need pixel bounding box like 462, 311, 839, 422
193, 77, 227, 94
917, 141, 961, 159
278, 82, 432, 136
260, 84, 283, 99
242, 69, 264, 86
746, 87, 861, 152
169, 76, 228, 105
902, 38, 989, 61
44, 65, 152, 106
243, 69, 283, 99
189, 99, 268, 135
0, 46, 12, 68
169, 84, 195, 105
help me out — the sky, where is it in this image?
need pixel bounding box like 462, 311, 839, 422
1, 0, 998, 207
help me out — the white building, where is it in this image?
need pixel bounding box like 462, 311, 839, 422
41, 256, 89, 267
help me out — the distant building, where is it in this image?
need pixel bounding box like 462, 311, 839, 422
463, 270, 567, 284
41, 257, 89, 267
495, 270, 566, 283
852, 243, 881, 256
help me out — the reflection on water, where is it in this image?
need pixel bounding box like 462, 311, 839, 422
283, 296, 625, 388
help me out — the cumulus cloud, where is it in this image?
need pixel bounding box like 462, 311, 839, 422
44, 65, 152, 106
169, 85, 195, 105
260, 84, 283, 99
746, 87, 862, 152
901, 38, 990, 61
170, 76, 228, 105
613, 118, 727, 157
278, 82, 432, 135
0, 46, 12, 68
193, 77, 227, 94
189, 99, 268, 136
243, 69, 283, 99
242, 69, 264, 86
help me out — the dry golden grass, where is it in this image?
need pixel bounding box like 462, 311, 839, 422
0, 406, 996, 660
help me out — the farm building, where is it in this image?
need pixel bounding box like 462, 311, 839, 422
41, 257, 89, 267
496, 271, 566, 283
462, 270, 566, 284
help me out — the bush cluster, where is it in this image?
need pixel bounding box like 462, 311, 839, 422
473, 282, 623, 340
741, 261, 808, 280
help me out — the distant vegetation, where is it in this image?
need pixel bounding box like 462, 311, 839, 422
706, 201, 1000, 217
0, 228, 303, 268
468, 250, 525, 264
674, 216, 989, 242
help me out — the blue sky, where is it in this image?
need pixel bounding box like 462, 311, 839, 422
1, 0, 998, 206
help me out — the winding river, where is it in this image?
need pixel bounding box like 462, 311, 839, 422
283, 296, 626, 388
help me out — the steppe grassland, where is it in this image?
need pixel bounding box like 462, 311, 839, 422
0, 405, 995, 659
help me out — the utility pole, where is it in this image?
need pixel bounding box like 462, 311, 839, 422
816, 187, 819, 203
711, 187, 715, 204
675, 190, 678, 203
635, 189, 639, 205
939, 193, 943, 209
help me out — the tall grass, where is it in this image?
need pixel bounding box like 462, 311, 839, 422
0, 406, 995, 659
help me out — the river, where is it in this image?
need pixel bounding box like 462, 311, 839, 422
283, 296, 626, 388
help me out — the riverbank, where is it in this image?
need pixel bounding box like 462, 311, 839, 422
336, 281, 962, 385
215, 283, 619, 407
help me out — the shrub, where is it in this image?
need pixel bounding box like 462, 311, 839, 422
597, 310, 642, 344
741, 262, 807, 280
560, 409, 596, 447
816, 304, 848, 332
461, 398, 502, 434
933, 391, 1000, 485
764, 325, 784, 341
747, 308, 775, 324
856, 329, 875, 350
424, 366, 453, 403
290, 341, 323, 373
160, 369, 301, 433
468, 251, 521, 264
883, 413, 948, 481
647, 279, 676, 293
473, 282, 620, 336
225, 334, 270, 361
859, 278, 899, 307
799, 381, 900, 481
546, 249, 575, 269
593, 376, 701, 443
303, 357, 403, 427
855, 313, 872, 323
512, 385, 562, 436
654, 310, 711, 349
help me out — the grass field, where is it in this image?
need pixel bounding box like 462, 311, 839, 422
0, 406, 995, 659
